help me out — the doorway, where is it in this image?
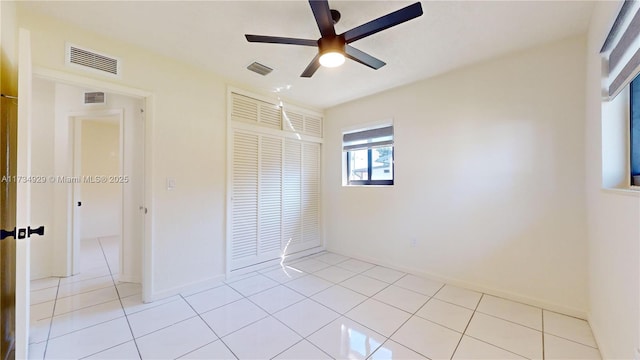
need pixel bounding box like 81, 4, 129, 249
29, 76, 149, 297
72, 114, 123, 280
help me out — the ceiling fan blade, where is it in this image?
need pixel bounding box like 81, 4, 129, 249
309, 0, 336, 37
301, 54, 321, 78
342, 2, 423, 44
245, 35, 318, 47
345, 45, 386, 70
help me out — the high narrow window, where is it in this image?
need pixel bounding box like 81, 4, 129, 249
631, 77, 640, 185
343, 125, 394, 186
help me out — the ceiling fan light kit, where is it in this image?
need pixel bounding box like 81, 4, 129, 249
318, 36, 346, 68
245, 1, 423, 78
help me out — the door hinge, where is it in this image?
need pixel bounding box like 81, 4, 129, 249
0, 225, 45, 240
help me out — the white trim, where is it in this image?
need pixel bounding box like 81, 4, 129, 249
601, 187, 640, 197
225, 90, 233, 279
231, 120, 323, 144
227, 246, 325, 279
228, 86, 281, 108
149, 275, 225, 302
227, 85, 324, 115
33, 66, 154, 302
16, 28, 33, 360
34, 66, 147, 98
280, 102, 323, 119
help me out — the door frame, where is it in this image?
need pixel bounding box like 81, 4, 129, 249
69, 110, 124, 276
33, 66, 154, 302
16, 28, 32, 360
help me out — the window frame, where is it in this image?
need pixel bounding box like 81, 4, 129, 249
345, 147, 394, 186
342, 122, 395, 187
631, 78, 640, 186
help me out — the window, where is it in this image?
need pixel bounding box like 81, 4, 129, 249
343, 125, 394, 185
631, 77, 640, 186
600, 2, 640, 189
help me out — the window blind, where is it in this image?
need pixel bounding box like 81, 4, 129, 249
602, 1, 640, 100
343, 125, 394, 151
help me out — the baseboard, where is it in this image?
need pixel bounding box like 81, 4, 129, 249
149, 274, 225, 302
117, 274, 138, 284
327, 248, 588, 319
227, 246, 326, 279
587, 312, 608, 359
148, 247, 327, 302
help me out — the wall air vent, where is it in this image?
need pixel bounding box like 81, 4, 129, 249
247, 62, 273, 76
84, 92, 106, 105
66, 44, 120, 76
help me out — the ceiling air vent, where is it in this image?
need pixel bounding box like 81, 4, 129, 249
66, 44, 120, 76
247, 62, 273, 76
84, 92, 106, 105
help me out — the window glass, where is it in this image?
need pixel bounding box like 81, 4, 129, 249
348, 149, 369, 181
371, 147, 393, 181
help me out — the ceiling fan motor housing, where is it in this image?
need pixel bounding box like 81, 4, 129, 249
318, 36, 346, 56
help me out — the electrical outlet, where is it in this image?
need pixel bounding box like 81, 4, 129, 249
634, 347, 640, 360
166, 177, 176, 191
410, 238, 417, 247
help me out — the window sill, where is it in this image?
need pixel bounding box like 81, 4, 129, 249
601, 187, 640, 197
342, 184, 394, 188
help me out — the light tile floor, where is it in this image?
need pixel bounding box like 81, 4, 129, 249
29, 240, 601, 360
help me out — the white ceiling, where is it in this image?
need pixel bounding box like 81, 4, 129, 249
19, 1, 595, 109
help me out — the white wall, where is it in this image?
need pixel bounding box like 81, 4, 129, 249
80, 120, 120, 239
18, 10, 228, 297
585, 2, 640, 359
324, 36, 588, 315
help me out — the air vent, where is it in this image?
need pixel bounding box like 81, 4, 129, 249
84, 92, 106, 105
66, 44, 120, 76
247, 62, 273, 76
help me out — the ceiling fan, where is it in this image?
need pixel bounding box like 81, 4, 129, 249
245, 1, 424, 78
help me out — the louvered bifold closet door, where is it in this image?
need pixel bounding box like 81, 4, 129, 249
231, 92, 282, 130
302, 142, 321, 245
304, 116, 323, 138
284, 111, 304, 133
229, 91, 323, 271
283, 140, 322, 254
283, 139, 302, 248
231, 93, 259, 123
231, 131, 259, 266
258, 136, 282, 255
231, 130, 284, 270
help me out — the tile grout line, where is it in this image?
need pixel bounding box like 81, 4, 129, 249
363, 282, 447, 360
224, 259, 389, 359
449, 292, 484, 359
179, 294, 240, 360
411, 286, 532, 360
542, 309, 545, 360
446, 287, 541, 360
97, 237, 143, 360
40, 277, 60, 360
297, 264, 413, 355
462, 333, 534, 360
239, 291, 334, 359
233, 267, 339, 359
